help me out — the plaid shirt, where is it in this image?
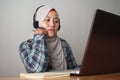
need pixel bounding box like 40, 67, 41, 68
19, 34, 78, 73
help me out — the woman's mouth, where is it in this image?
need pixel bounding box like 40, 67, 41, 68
48, 29, 55, 32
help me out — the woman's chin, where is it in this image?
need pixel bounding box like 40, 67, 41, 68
47, 34, 56, 38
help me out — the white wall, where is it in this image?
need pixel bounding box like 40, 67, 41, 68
0, 0, 120, 76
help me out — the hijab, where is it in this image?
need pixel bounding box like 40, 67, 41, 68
34, 5, 67, 70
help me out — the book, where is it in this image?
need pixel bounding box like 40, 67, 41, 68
20, 70, 79, 79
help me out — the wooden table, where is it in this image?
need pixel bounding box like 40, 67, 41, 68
0, 73, 120, 80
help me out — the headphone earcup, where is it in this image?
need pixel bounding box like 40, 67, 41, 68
33, 21, 39, 29
58, 25, 61, 31
58, 19, 61, 31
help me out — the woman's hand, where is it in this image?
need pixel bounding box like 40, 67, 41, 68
33, 27, 47, 35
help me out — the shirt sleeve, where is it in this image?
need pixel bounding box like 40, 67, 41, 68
19, 34, 49, 73
61, 39, 79, 69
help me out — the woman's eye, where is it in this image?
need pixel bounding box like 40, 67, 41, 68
44, 18, 50, 22
54, 19, 59, 23
54, 20, 58, 23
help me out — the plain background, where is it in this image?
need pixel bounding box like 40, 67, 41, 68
0, 0, 120, 76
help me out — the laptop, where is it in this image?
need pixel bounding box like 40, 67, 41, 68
71, 9, 120, 76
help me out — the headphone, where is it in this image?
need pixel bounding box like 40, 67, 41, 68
33, 5, 61, 31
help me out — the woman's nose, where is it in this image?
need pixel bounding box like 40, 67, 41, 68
49, 20, 54, 27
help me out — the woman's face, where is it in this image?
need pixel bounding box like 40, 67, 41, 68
42, 9, 59, 38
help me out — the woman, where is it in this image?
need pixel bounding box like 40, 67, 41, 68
19, 5, 78, 73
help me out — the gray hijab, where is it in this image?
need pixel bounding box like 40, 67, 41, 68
46, 36, 67, 70
35, 5, 67, 70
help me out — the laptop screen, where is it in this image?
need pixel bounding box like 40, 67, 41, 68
80, 9, 120, 75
